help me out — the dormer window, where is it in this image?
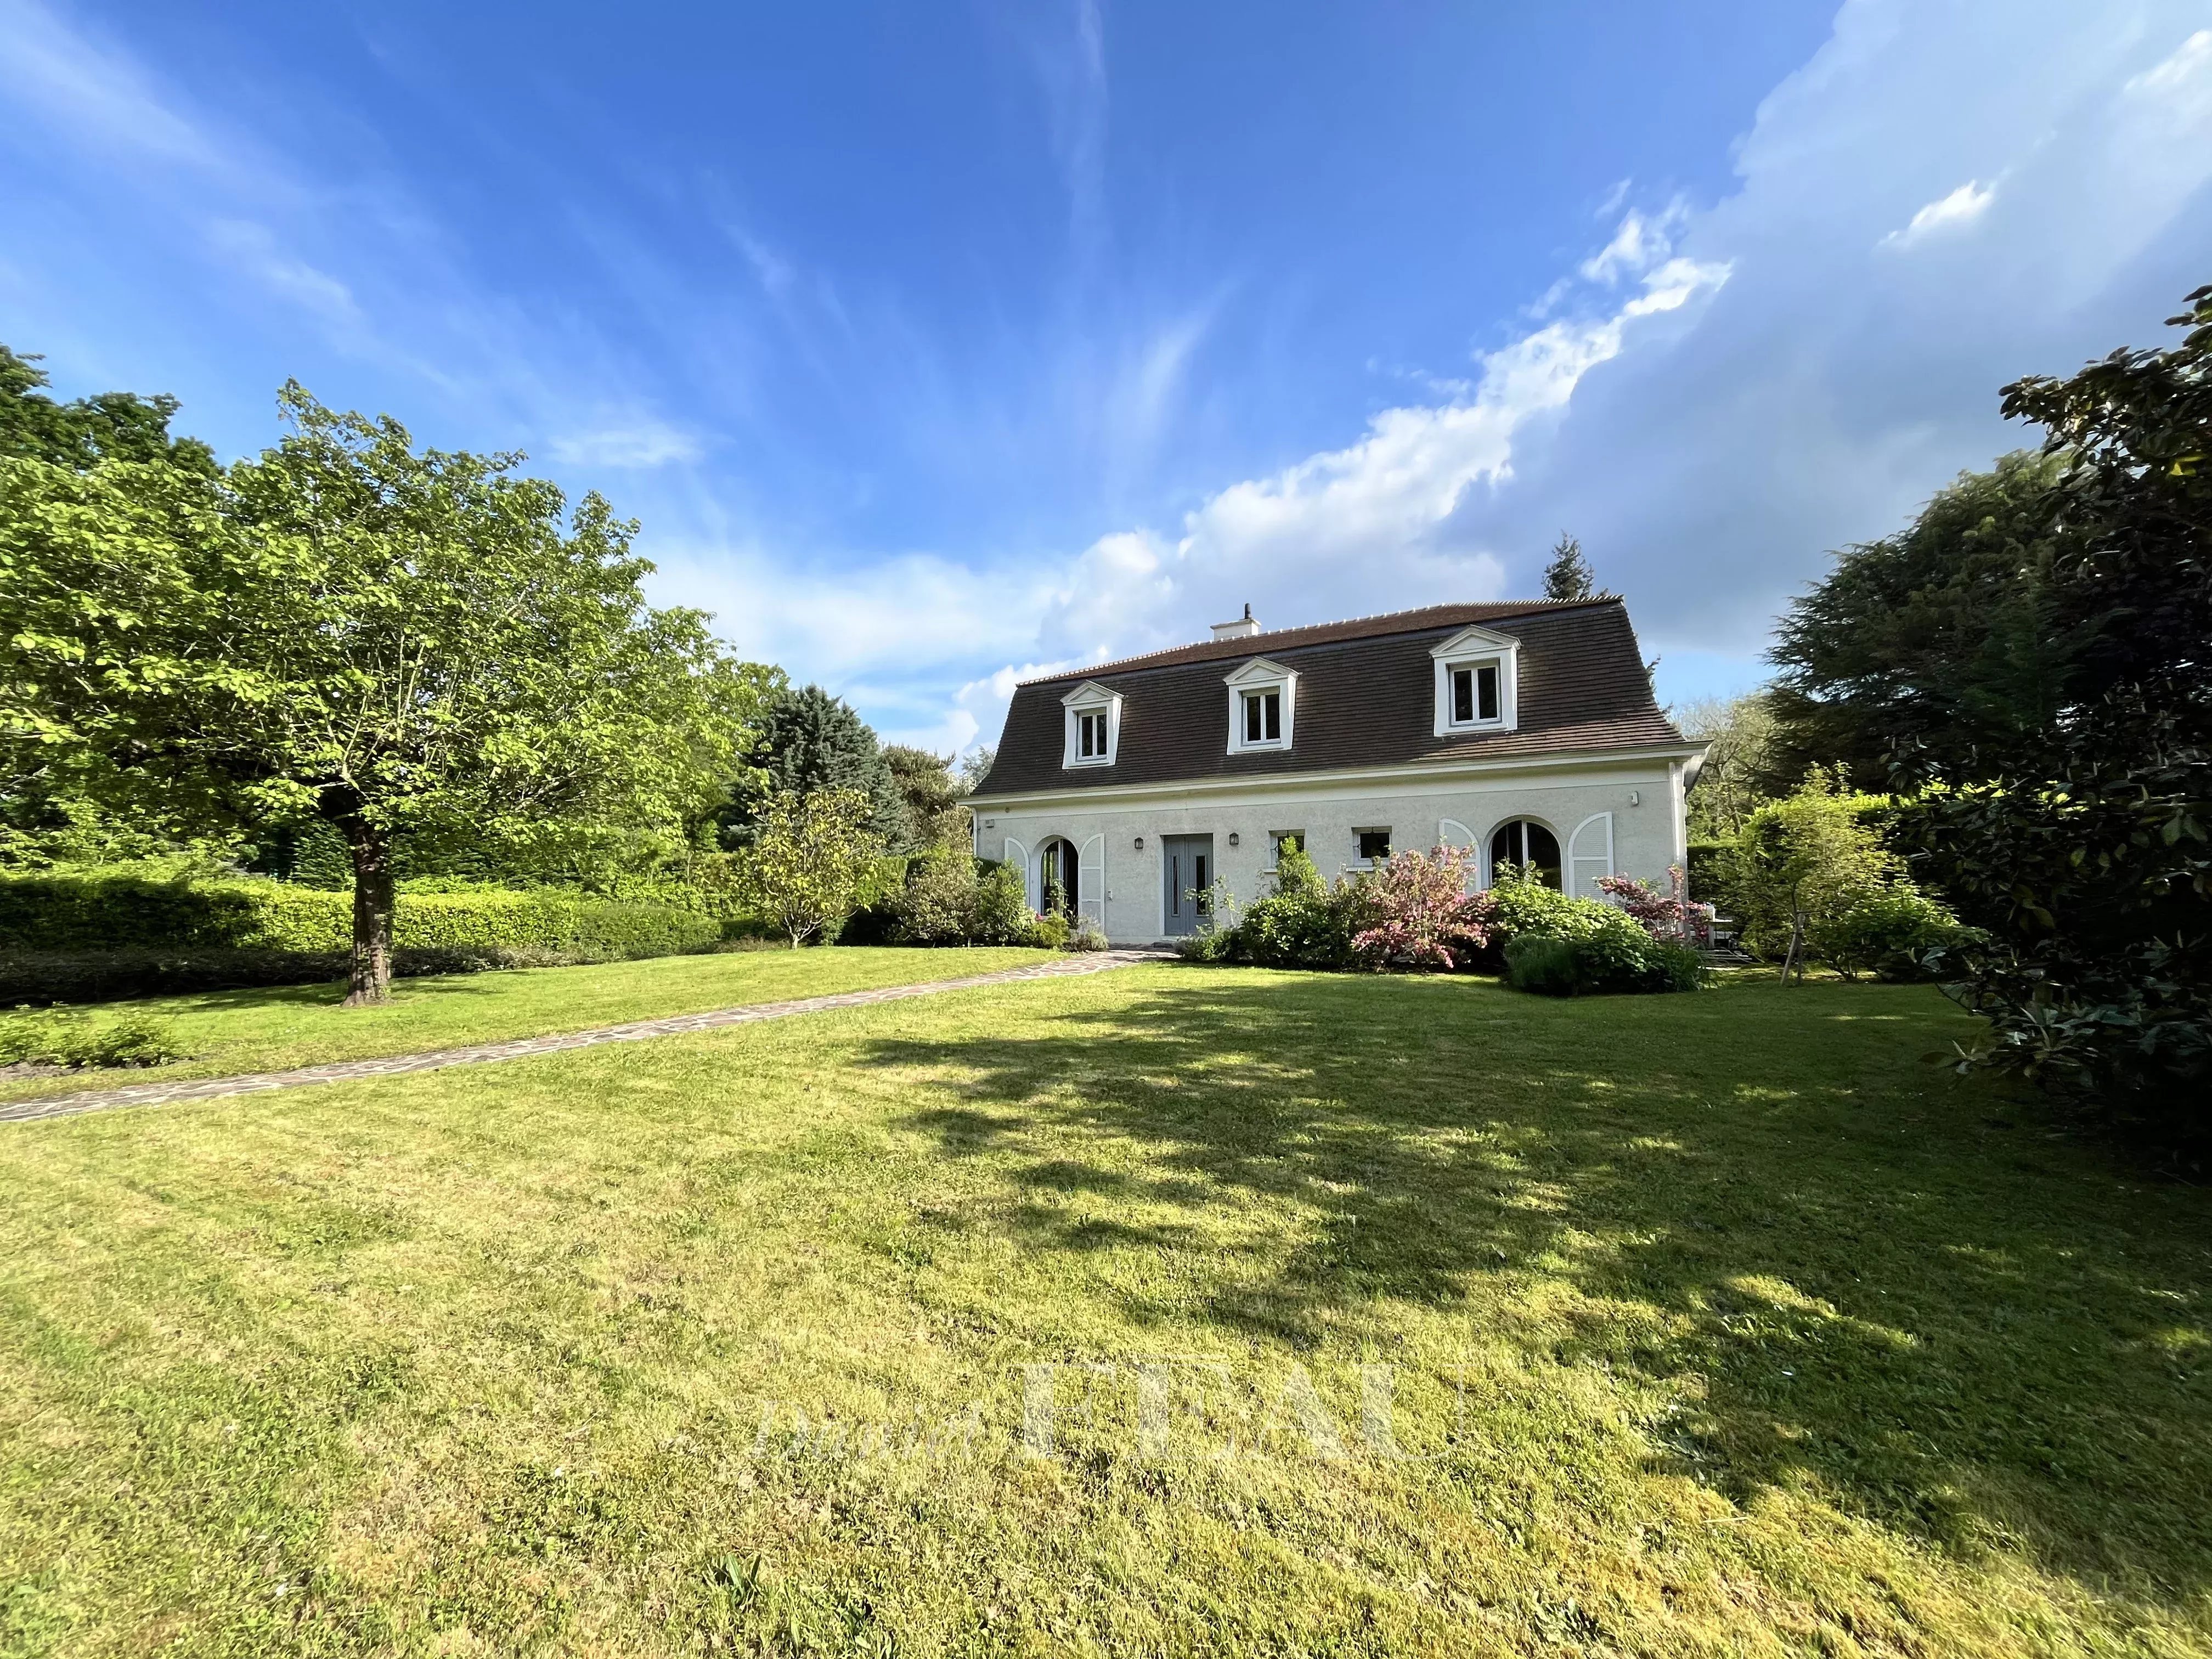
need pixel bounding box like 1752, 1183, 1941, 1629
1449, 662, 1500, 725
1431, 625, 1520, 736
1060, 681, 1122, 769
1224, 657, 1296, 755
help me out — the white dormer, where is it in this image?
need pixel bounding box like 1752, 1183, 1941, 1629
1061, 681, 1122, 768
1430, 624, 1520, 737
1224, 656, 1297, 755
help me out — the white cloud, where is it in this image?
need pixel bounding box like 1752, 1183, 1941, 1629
1880, 178, 1996, 249
2126, 28, 2212, 116
1025, 230, 1730, 665
549, 420, 703, 469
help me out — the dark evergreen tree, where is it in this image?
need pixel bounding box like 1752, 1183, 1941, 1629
719, 684, 905, 849
1541, 532, 1596, 601
882, 744, 965, 849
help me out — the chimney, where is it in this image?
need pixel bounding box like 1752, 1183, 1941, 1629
1210, 602, 1261, 642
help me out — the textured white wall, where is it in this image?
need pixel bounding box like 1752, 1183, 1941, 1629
977, 759, 1686, 944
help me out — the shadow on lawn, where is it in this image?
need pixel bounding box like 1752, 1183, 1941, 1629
863, 973, 2212, 1605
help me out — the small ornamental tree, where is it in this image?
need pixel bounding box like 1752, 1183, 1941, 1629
1594, 866, 1716, 944
1347, 845, 1489, 971
740, 787, 882, 949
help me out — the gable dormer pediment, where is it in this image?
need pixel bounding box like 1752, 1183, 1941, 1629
1060, 679, 1118, 708
1222, 656, 1294, 686
1429, 624, 1520, 659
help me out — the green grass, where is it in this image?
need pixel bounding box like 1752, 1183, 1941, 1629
0, 946, 1055, 1104
2, 967, 2208, 1656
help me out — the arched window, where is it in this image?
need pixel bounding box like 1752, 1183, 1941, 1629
1489, 820, 1561, 889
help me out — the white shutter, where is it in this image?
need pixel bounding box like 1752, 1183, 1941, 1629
1077, 834, 1105, 930
1566, 812, 1614, 899
1438, 818, 1481, 890
1003, 838, 1035, 911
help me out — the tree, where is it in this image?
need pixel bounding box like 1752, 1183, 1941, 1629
1677, 691, 1787, 838
1767, 450, 2085, 780
955, 746, 997, 797
1, 383, 768, 1004
1894, 286, 2211, 1146
721, 685, 904, 849
0, 349, 232, 865
738, 787, 883, 948
1, 345, 216, 472
883, 744, 967, 850
1727, 771, 1903, 963
1541, 532, 1596, 602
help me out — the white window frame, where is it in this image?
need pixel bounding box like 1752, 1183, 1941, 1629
1266, 830, 1306, 872
1351, 826, 1393, 870
1060, 681, 1122, 769
1223, 657, 1297, 755
1430, 625, 1520, 737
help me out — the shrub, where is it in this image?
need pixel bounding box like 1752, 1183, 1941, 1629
970, 862, 1034, 946
1808, 889, 1973, 981
0, 1006, 188, 1068
1504, 935, 1581, 996
1474, 869, 1703, 995
1029, 911, 1071, 950
894, 851, 980, 945
1237, 845, 1356, 969
1347, 846, 1489, 970
1065, 916, 1109, 952
1594, 867, 1716, 945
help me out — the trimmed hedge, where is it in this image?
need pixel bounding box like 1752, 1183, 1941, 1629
0, 868, 717, 956
0, 868, 720, 1002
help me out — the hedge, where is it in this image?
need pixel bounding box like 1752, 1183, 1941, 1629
0, 868, 720, 1002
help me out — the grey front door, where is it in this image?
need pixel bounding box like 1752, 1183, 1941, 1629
1161, 834, 1214, 936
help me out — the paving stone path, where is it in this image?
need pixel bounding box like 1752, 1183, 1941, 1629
0, 950, 1169, 1127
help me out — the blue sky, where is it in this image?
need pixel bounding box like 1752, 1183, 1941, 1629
4, 2, 2209, 755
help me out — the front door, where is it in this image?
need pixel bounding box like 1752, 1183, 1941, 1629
1161, 834, 1214, 936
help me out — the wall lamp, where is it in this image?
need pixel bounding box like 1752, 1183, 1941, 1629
1227, 832, 1240, 847
1133, 835, 1144, 851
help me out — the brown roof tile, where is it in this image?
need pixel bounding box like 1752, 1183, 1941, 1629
973, 598, 1689, 798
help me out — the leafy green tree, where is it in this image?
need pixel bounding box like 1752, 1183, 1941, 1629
1678, 691, 1786, 838
955, 746, 996, 794
2, 383, 768, 1004
1727, 771, 1903, 962
0, 349, 233, 865
722, 685, 904, 849
0, 346, 216, 472
740, 787, 883, 948
1541, 531, 1596, 601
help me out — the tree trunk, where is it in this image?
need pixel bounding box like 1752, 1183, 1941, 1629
343, 825, 397, 1006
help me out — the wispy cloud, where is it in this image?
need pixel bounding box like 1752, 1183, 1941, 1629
1880, 178, 1997, 249
549, 420, 703, 469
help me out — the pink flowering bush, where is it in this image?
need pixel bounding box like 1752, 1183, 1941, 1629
1594, 866, 1716, 945
1347, 845, 1491, 971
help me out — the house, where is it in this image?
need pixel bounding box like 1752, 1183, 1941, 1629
966, 597, 1705, 944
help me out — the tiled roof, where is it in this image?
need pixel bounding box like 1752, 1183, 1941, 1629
973, 598, 1690, 799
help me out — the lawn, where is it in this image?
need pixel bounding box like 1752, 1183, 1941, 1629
2, 967, 2208, 1657
0, 946, 1056, 1105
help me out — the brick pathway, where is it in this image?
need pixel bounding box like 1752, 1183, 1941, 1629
0, 950, 1169, 1127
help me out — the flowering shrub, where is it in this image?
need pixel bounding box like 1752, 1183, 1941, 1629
1594, 866, 1717, 945
1347, 845, 1490, 971
1237, 844, 1355, 968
